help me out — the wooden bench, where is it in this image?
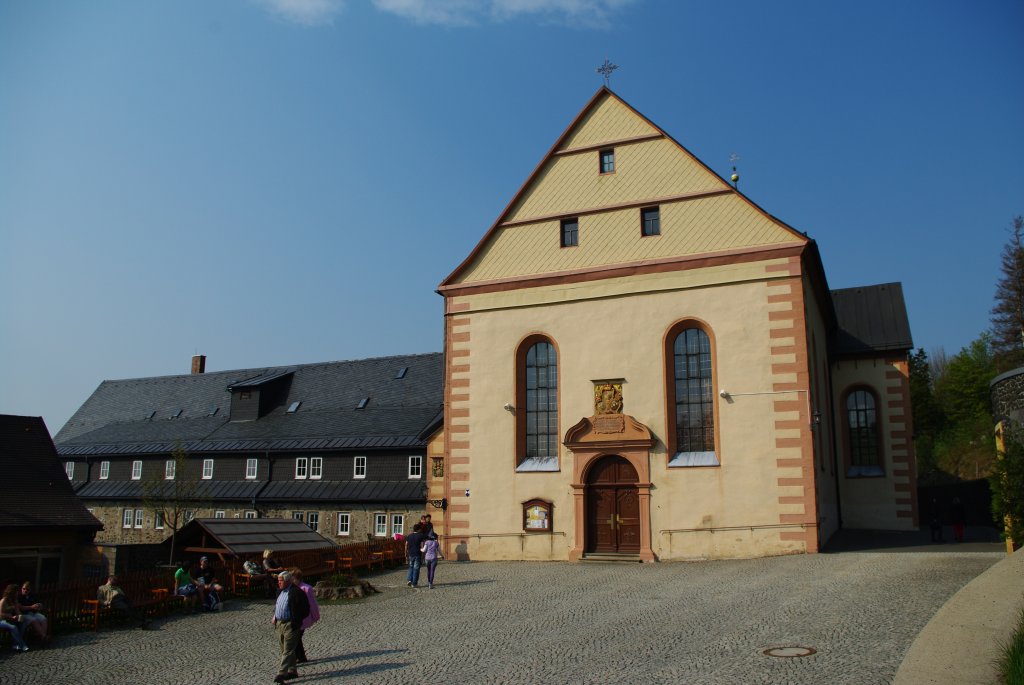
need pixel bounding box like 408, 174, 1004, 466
81, 589, 167, 631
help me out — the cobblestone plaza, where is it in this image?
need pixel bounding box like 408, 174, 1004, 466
2, 551, 1002, 685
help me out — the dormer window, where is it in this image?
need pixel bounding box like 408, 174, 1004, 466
356, 398, 369, 410
287, 401, 301, 414
599, 149, 615, 174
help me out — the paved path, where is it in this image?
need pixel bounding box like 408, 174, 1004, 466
1, 551, 1004, 685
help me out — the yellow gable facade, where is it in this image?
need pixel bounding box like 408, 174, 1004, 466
436, 88, 916, 562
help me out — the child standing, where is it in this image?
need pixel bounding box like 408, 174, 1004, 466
421, 533, 440, 589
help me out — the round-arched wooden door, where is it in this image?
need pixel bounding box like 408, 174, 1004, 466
585, 455, 640, 554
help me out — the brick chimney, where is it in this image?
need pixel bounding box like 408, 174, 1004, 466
191, 355, 206, 374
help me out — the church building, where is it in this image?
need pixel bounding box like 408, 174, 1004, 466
434, 87, 916, 561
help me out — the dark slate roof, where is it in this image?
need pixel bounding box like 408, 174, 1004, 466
74, 479, 265, 501
0, 415, 102, 531
258, 480, 425, 502
172, 518, 335, 556
831, 282, 914, 355
55, 353, 443, 456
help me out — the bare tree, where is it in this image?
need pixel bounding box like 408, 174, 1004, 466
141, 440, 208, 564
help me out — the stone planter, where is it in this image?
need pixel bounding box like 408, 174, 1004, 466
313, 579, 379, 600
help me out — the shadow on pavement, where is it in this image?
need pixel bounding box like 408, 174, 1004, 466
301, 662, 411, 681
824, 526, 1004, 553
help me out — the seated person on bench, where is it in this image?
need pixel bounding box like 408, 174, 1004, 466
97, 575, 152, 630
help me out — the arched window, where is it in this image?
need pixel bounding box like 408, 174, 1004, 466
516, 336, 559, 472
665, 322, 718, 467
845, 387, 883, 477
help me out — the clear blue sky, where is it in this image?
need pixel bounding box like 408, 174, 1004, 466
2, 1, 1022, 433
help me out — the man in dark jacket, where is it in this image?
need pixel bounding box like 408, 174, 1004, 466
405, 523, 426, 588
271, 570, 310, 683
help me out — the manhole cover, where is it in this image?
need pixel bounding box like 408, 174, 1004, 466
763, 646, 817, 658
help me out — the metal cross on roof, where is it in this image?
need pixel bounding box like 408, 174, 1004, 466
596, 58, 619, 86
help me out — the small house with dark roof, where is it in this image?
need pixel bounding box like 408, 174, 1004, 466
55, 353, 443, 547
0, 415, 102, 585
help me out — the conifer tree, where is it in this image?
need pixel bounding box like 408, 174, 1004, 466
991, 216, 1024, 371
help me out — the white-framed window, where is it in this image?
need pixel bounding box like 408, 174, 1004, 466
65, 462, 74, 480
155, 512, 165, 529
131, 460, 142, 480
134, 509, 144, 529
292, 511, 304, 522
408, 456, 422, 479
185, 510, 195, 522
391, 514, 404, 536
202, 459, 213, 479
354, 456, 367, 479
295, 457, 308, 479
244, 510, 257, 519
165, 460, 176, 480
307, 512, 319, 531
122, 509, 133, 528
337, 512, 350, 536
374, 513, 387, 537
99, 461, 109, 480
246, 458, 258, 479
215, 510, 225, 519
310, 457, 323, 479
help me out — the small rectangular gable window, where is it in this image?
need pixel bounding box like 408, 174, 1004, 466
642, 206, 660, 236
408, 455, 422, 479
215, 510, 226, 519
337, 512, 350, 536
239, 391, 251, 400
354, 456, 367, 479
65, 462, 74, 480
202, 459, 214, 479
292, 511, 304, 522
165, 460, 176, 480
244, 510, 257, 519
561, 218, 579, 248
131, 460, 142, 480
99, 461, 109, 480
295, 457, 308, 479
599, 149, 615, 174
246, 458, 258, 479
310, 457, 323, 479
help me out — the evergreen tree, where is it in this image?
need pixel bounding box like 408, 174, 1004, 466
991, 215, 1024, 372
909, 348, 944, 482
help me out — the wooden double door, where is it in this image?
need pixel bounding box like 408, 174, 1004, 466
585, 455, 641, 554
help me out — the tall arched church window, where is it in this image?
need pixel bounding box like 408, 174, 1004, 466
845, 387, 883, 477
666, 323, 719, 467
516, 336, 559, 472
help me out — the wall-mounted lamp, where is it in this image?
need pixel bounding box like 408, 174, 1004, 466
503, 403, 514, 412
719, 390, 730, 399
465, 489, 470, 498
812, 410, 822, 428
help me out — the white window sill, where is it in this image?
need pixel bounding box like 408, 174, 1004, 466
516, 457, 559, 473
668, 451, 720, 467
